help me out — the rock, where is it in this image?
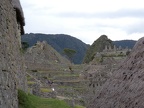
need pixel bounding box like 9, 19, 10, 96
32, 83, 41, 96
88, 37, 144, 108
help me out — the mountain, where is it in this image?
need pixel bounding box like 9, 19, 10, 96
88, 37, 144, 108
113, 40, 137, 49
22, 33, 137, 64
22, 33, 89, 64
24, 41, 71, 70
83, 35, 114, 63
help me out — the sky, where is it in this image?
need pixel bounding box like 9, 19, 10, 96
20, 0, 144, 44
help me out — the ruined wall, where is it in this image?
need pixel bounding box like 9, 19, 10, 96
24, 41, 71, 70
0, 0, 27, 107
88, 37, 144, 108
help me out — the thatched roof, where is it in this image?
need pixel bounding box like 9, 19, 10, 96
12, 0, 25, 35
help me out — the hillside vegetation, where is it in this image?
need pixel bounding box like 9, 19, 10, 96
83, 35, 114, 63
22, 33, 89, 64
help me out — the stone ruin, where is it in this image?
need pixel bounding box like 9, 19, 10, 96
88, 37, 144, 108
0, 0, 27, 107
24, 41, 71, 70
103, 45, 130, 55
12, 0, 25, 35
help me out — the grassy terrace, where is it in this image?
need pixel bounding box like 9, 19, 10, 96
18, 90, 85, 108
40, 88, 52, 93
25, 64, 87, 108
29, 95, 71, 108
53, 79, 81, 83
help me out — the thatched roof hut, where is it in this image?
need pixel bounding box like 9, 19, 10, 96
12, 0, 25, 35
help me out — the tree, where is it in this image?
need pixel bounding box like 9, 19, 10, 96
63, 48, 76, 63
21, 41, 29, 51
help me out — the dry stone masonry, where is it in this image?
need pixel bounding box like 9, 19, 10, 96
0, 0, 27, 108
88, 37, 144, 108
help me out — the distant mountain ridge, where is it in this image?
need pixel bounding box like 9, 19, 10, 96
22, 33, 89, 64
113, 40, 137, 49
22, 33, 137, 64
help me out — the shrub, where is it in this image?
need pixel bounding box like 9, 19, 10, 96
21, 41, 29, 51
18, 89, 35, 108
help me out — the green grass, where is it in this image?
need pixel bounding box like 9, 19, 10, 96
18, 89, 35, 108
27, 88, 32, 93
40, 88, 52, 93
18, 89, 71, 108
54, 79, 80, 83
27, 81, 36, 86
28, 94, 71, 108
27, 76, 32, 80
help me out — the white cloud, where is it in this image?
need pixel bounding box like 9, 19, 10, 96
20, 0, 144, 44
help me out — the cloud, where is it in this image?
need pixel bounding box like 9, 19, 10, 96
52, 8, 144, 19
20, 0, 144, 44
125, 21, 144, 34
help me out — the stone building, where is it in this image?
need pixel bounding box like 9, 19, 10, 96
102, 45, 131, 56
0, 0, 27, 107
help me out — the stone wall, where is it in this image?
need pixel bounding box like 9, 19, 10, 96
88, 37, 144, 108
0, 0, 27, 107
